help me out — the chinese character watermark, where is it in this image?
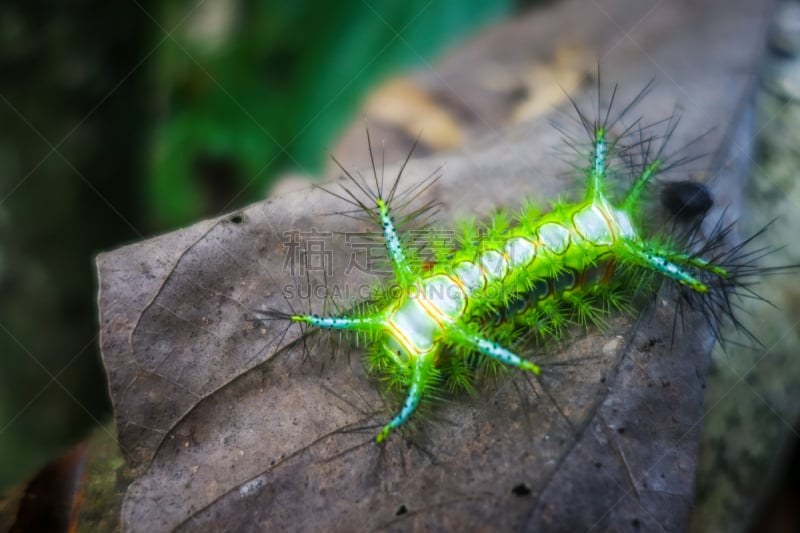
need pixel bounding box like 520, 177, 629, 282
282, 229, 333, 276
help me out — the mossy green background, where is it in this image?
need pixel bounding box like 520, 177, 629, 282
151, 1, 512, 228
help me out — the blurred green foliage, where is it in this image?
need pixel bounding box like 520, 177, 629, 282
150, 0, 511, 228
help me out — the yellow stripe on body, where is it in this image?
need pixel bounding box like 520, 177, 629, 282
385, 275, 467, 361
386, 296, 438, 360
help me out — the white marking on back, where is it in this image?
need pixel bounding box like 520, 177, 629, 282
574, 205, 614, 245
504, 237, 537, 266
538, 223, 570, 254
454, 261, 485, 293
420, 275, 465, 318
480, 250, 508, 280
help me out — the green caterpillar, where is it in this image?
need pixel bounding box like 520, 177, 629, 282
267, 85, 774, 443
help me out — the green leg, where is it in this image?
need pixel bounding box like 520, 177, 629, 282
452, 326, 540, 374
376, 356, 426, 443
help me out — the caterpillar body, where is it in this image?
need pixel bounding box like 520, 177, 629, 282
268, 86, 780, 443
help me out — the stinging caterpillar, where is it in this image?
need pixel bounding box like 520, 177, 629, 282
264, 83, 793, 443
